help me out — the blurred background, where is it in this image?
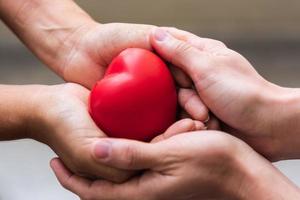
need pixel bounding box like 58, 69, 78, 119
1, 0, 300, 199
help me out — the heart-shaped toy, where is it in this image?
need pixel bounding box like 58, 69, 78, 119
89, 48, 177, 141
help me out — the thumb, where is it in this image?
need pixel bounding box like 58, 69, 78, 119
150, 28, 211, 82
151, 119, 206, 143
92, 139, 164, 170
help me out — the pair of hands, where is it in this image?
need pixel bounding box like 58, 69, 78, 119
39, 24, 300, 199
3, 0, 300, 198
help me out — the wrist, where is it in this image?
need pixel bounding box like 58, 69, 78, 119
0, 85, 46, 140
243, 80, 300, 161
261, 85, 300, 160
24, 85, 62, 144
1, 0, 96, 76
234, 147, 300, 200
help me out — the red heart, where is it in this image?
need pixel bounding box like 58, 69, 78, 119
89, 48, 177, 141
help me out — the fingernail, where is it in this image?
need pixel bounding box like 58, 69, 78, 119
194, 121, 206, 130
154, 28, 168, 41
204, 115, 210, 123
94, 141, 111, 159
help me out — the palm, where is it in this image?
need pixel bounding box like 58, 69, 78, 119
40, 83, 130, 182
60, 23, 154, 89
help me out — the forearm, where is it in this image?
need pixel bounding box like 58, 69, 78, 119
0, 0, 95, 76
242, 155, 300, 200
0, 85, 41, 140
259, 86, 300, 160
227, 148, 300, 200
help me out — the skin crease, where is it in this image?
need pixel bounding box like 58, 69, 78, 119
1, 0, 300, 199
151, 27, 300, 161
0, 83, 206, 183
0, 0, 208, 182
51, 131, 300, 200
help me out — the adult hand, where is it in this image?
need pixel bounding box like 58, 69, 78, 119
0, 0, 156, 89
150, 28, 300, 161
53, 22, 156, 89
29, 83, 206, 183
51, 131, 300, 200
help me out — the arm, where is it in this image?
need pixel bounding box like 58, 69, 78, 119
0, 0, 93, 76
0, 83, 132, 182
0, 0, 154, 88
150, 27, 300, 161
0, 83, 207, 182
0, 85, 41, 140
51, 131, 300, 200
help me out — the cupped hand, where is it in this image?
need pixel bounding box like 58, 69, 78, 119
52, 22, 205, 113
50, 130, 300, 200
150, 28, 296, 160
29, 83, 131, 182
54, 23, 154, 89
30, 83, 205, 183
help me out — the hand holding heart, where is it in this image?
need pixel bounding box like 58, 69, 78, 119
89, 48, 178, 141
51, 130, 300, 200
50, 28, 300, 199
151, 27, 300, 161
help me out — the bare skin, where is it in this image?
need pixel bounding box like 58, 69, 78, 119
51, 130, 300, 200
151, 27, 300, 161
0, 0, 208, 182
0, 83, 206, 182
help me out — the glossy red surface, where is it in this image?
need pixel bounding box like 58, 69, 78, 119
89, 48, 177, 141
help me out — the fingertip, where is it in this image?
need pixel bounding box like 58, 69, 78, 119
93, 140, 111, 160
179, 89, 209, 122
181, 119, 206, 131
50, 157, 62, 171
180, 118, 197, 130
50, 157, 72, 180
164, 118, 194, 137
193, 121, 207, 130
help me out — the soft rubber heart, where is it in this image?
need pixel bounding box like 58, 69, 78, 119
89, 48, 177, 141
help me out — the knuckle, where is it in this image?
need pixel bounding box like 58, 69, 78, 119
211, 133, 240, 158
171, 41, 207, 76
122, 144, 137, 168
175, 41, 194, 55
213, 40, 226, 48
206, 39, 227, 50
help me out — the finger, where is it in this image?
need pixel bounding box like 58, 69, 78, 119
85, 173, 161, 200
206, 115, 221, 130
83, 157, 133, 183
179, 109, 192, 119
169, 64, 193, 88
152, 119, 206, 143
162, 27, 227, 51
179, 88, 209, 121
92, 139, 164, 170
50, 158, 91, 197
150, 28, 210, 81
52, 160, 150, 200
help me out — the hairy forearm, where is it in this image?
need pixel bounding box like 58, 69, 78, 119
0, 85, 41, 140
0, 0, 95, 75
